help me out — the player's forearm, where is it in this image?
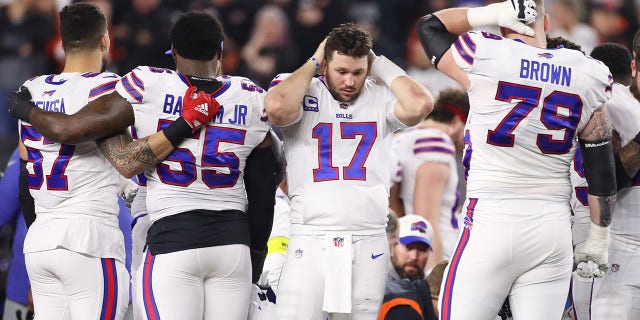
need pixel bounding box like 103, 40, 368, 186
97, 132, 174, 179
433, 8, 473, 36
28, 92, 134, 144
617, 140, 640, 178
390, 77, 433, 126
264, 62, 316, 126
587, 194, 616, 227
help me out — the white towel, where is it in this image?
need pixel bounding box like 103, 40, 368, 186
322, 233, 352, 314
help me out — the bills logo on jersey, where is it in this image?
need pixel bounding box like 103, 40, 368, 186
411, 221, 427, 234
611, 263, 620, 272
537, 52, 553, 59
303, 95, 319, 112
333, 237, 344, 248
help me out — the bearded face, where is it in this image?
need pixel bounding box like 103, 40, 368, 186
323, 52, 368, 103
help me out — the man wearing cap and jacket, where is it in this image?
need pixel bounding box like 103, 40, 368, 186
379, 215, 436, 320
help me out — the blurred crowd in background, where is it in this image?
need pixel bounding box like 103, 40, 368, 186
0, 0, 638, 307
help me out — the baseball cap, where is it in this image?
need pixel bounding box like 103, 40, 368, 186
398, 215, 433, 248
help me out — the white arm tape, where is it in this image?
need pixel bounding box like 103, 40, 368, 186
371, 55, 407, 87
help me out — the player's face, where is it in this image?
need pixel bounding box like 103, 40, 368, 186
391, 241, 430, 280
323, 52, 368, 103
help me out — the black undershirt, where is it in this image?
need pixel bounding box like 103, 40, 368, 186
146, 209, 250, 255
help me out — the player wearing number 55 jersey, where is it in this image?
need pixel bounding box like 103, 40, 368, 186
418, 0, 617, 319
265, 23, 433, 319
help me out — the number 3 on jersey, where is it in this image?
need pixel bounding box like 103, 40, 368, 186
487, 81, 582, 154
312, 122, 377, 181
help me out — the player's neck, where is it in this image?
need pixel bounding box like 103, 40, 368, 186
176, 61, 218, 79
62, 50, 103, 74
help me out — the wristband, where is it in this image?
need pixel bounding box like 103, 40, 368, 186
308, 57, 321, 75
370, 55, 407, 86
586, 222, 610, 251
162, 117, 192, 147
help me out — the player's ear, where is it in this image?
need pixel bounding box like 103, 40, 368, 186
543, 14, 549, 33
101, 33, 109, 52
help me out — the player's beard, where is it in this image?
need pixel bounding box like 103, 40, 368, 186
325, 73, 362, 103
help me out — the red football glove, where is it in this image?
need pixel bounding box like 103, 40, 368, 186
181, 86, 221, 129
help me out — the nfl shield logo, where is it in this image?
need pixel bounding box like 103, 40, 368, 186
333, 237, 344, 248
295, 248, 303, 259
340, 103, 349, 109
611, 263, 620, 272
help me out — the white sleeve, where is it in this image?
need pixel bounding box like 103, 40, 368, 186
607, 85, 640, 146
450, 31, 482, 72
87, 72, 120, 102
115, 67, 150, 105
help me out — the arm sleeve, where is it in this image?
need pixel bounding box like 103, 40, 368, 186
244, 145, 278, 282
19, 159, 36, 227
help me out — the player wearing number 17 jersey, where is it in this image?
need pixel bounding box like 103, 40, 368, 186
417, 0, 617, 319
265, 23, 433, 319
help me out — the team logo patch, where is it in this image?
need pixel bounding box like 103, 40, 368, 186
537, 52, 553, 59
333, 237, 344, 248
411, 221, 427, 234
340, 103, 349, 109
295, 248, 303, 259
464, 216, 474, 230
611, 263, 620, 272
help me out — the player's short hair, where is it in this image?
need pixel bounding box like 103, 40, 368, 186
427, 88, 470, 123
59, 3, 107, 53
170, 12, 224, 61
324, 23, 372, 61
633, 29, 640, 62
546, 35, 584, 54
590, 43, 632, 86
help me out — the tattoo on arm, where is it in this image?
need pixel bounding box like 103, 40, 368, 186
97, 133, 161, 177
618, 140, 640, 177
597, 195, 616, 226
579, 107, 613, 141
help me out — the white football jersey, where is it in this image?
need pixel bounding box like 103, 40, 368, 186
452, 31, 612, 202
392, 128, 460, 257
570, 83, 640, 243
19, 72, 124, 261
115, 67, 270, 222
601, 84, 640, 242
270, 74, 406, 232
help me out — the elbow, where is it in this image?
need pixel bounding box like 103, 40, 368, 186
121, 170, 136, 180
406, 92, 434, 126
264, 93, 290, 126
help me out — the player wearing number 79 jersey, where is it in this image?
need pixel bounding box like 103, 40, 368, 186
417, 0, 617, 319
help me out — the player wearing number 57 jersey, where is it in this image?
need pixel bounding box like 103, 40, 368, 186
265, 23, 433, 319
418, 0, 617, 319
16, 4, 129, 319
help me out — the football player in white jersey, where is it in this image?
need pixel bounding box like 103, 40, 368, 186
417, 0, 617, 319
391, 88, 469, 271
12, 4, 129, 319
585, 43, 640, 319
264, 23, 433, 319
8, 11, 277, 320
